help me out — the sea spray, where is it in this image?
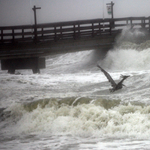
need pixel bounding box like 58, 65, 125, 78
102, 26, 150, 71
116, 26, 150, 46
99, 48, 150, 71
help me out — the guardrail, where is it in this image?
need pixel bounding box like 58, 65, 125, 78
0, 17, 150, 44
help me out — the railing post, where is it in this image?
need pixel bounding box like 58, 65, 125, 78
41, 28, 44, 37
78, 23, 80, 38
73, 24, 76, 39
54, 26, 57, 42
92, 22, 94, 37
60, 26, 62, 39
99, 22, 101, 35
12, 28, 15, 43
110, 20, 112, 35
1, 29, 3, 44
22, 29, 24, 39
141, 17, 145, 29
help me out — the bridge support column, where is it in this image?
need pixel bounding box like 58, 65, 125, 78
8, 68, 15, 74
1, 57, 45, 74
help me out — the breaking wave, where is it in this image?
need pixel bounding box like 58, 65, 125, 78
2, 97, 150, 139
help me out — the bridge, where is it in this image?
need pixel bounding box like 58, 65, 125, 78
0, 16, 150, 73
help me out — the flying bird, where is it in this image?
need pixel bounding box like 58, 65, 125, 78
97, 64, 130, 92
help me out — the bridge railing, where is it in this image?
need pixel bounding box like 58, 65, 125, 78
0, 25, 34, 44
0, 17, 150, 44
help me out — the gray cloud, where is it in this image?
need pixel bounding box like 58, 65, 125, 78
0, 0, 150, 26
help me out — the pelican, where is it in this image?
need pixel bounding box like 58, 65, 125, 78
97, 64, 130, 92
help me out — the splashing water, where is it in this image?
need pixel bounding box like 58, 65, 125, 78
100, 48, 150, 71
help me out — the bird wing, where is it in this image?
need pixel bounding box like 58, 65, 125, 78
118, 75, 130, 85
97, 65, 116, 87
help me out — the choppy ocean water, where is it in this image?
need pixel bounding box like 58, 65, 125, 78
1, 29, 150, 150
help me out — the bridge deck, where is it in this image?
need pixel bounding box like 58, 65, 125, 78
0, 17, 150, 59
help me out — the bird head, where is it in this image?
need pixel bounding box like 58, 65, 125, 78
120, 75, 130, 79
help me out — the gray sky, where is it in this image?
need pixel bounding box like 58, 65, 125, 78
0, 0, 150, 26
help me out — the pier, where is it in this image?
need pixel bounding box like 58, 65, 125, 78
0, 17, 150, 73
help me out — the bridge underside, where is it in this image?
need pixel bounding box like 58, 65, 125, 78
0, 34, 118, 74
0, 33, 118, 59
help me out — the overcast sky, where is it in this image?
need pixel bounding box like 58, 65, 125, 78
0, 0, 150, 26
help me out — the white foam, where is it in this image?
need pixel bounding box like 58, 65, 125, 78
5, 102, 150, 139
